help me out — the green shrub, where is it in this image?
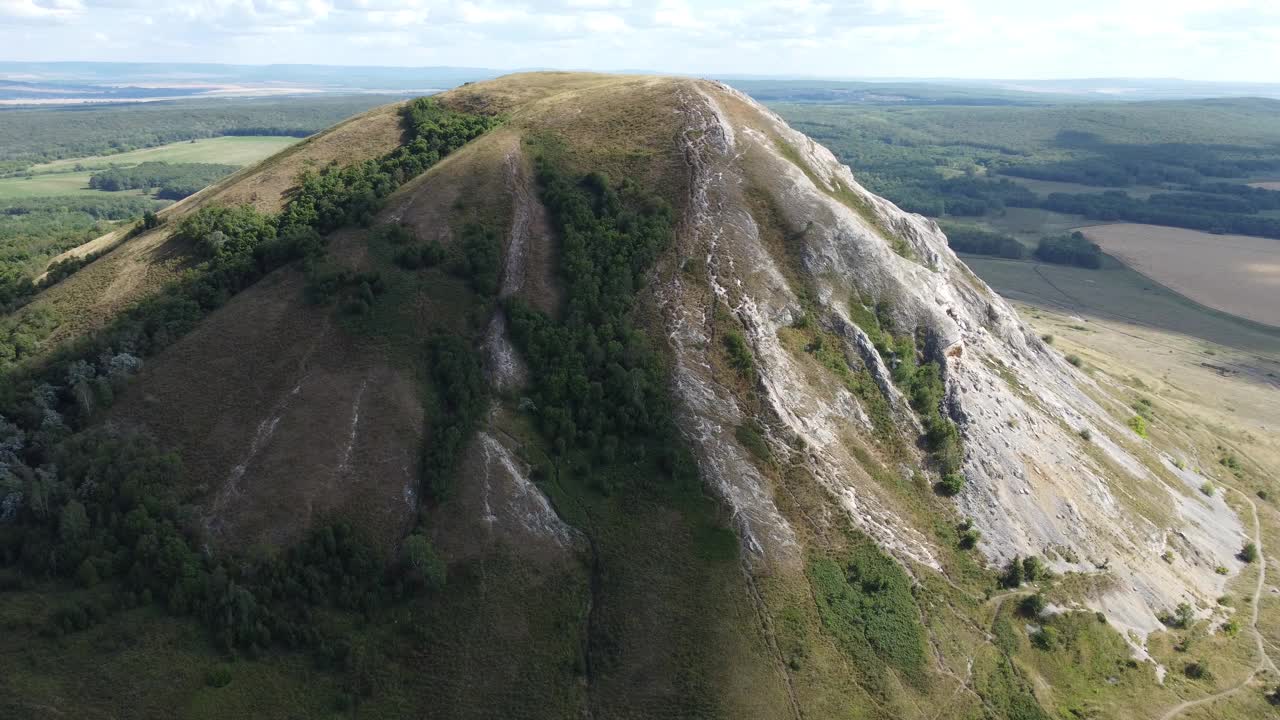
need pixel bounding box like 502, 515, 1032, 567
722, 329, 755, 377
1200, 482, 1215, 497
1019, 593, 1047, 617
456, 222, 501, 296
205, 665, 233, 688
808, 542, 928, 688
1040, 334, 1054, 344
1184, 661, 1210, 680
1065, 354, 1082, 368
1030, 626, 1059, 650
1022, 555, 1047, 582
1002, 556, 1025, 588
506, 159, 676, 462
937, 472, 966, 496
1078, 428, 1092, 441
1126, 415, 1148, 438
1241, 542, 1259, 563
735, 422, 772, 462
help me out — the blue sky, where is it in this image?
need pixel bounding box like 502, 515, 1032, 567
2, 1, 1279, 81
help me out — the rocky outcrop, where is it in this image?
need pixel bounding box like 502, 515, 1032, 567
656, 79, 1244, 643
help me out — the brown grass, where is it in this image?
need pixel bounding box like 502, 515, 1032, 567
12, 101, 409, 362
110, 267, 422, 552
1080, 223, 1280, 328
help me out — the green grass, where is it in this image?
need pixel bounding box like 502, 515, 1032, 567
0, 171, 147, 199
29, 136, 300, 173
0, 137, 299, 201
807, 538, 929, 692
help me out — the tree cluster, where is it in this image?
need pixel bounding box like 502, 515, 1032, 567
1033, 232, 1103, 269
505, 161, 676, 464
941, 223, 1026, 259
89, 162, 238, 199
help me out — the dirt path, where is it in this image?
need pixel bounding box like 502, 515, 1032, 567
1158, 484, 1273, 720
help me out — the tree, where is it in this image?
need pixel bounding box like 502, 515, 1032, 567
142, 210, 160, 230
1020, 593, 1047, 617
76, 558, 100, 588
402, 534, 446, 590
1022, 556, 1046, 582
59, 499, 89, 544
1175, 602, 1196, 629
1002, 555, 1025, 588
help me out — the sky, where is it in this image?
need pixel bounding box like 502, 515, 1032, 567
2, 0, 1280, 82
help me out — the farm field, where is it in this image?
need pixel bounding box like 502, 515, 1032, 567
0, 170, 143, 199
28, 135, 300, 173
1078, 223, 1280, 328
0, 137, 300, 200
963, 254, 1280, 356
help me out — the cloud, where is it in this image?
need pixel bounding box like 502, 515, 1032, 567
0, 1, 1278, 82
0, 0, 85, 23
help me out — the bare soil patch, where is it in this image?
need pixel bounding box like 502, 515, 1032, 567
1080, 223, 1280, 328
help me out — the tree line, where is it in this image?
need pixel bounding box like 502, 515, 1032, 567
89, 161, 238, 199
0, 95, 389, 173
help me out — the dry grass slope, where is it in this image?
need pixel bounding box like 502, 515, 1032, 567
8, 101, 408, 358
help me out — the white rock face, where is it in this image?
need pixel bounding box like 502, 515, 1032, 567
659, 80, 1243, 642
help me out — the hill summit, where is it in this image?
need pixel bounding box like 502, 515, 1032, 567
0, 73, 1251, 718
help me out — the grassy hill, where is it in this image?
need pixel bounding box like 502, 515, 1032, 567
1, 73, 1277, 720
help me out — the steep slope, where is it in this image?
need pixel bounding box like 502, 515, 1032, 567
5, 101, 407, 356
1, 73, 1264, 720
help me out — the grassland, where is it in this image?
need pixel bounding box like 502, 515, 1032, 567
1079, 224, 1280, 328
28, 136, 300, 173
0, 170, 144, 199
0, 137, 299, 200
1013, 302, 1280, 720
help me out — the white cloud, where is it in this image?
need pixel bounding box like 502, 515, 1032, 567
0, 0, 85, 22
0, 1, 1278, 82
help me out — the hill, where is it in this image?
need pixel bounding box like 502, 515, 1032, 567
0, 72, 1275, 719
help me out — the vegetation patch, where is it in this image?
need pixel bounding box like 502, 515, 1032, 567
807, 538, 929, 691
89, 162, 239, 200
506, 151, 676, 463
0, 96, 500, 707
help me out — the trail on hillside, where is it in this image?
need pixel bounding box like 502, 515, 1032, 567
1158, 484, 1272, 720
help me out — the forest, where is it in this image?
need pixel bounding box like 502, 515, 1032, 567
88, 162, 239, 199
0, 95, 389, 174
770, 97, 1280, 243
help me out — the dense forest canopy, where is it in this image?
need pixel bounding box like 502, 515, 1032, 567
0, 95, 391, 173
